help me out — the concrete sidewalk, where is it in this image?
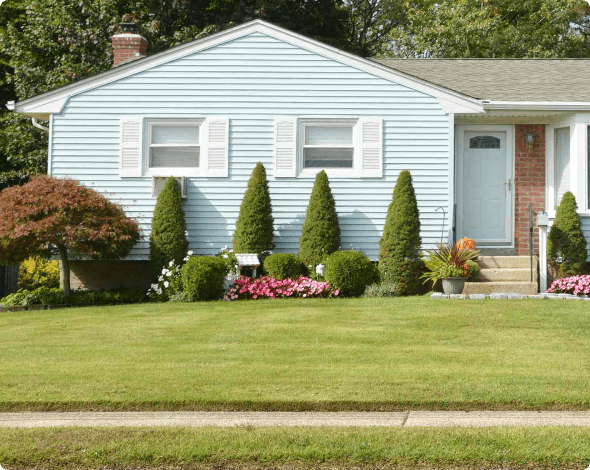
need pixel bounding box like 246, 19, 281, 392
1, 411, 589, 428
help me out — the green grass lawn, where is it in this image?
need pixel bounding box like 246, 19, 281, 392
1, 427, 589, 469
1, 297, 589, 411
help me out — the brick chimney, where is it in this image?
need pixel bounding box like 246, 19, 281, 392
111, 21, 148, 67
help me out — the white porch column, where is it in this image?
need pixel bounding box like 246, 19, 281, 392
448, 113, 455, 243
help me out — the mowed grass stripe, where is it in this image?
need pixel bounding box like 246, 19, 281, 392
1, 297, 589, 410
0, 427, 589, 469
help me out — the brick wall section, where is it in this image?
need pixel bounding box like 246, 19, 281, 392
69, 261, 153, 291
111, 34, 148, 67
514, 124, 546, 256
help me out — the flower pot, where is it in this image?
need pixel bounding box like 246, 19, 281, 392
442, 277, 466, 295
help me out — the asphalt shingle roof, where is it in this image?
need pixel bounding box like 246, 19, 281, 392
372, 59, 590, 102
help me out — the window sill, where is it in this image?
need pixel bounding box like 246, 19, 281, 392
297, 168, 358, 178
147, 168, 201, 177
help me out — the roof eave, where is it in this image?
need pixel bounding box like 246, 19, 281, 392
13, 19, 483, 117
484, 101, 590, 111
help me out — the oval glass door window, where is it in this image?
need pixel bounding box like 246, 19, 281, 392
469, 136, 501, 149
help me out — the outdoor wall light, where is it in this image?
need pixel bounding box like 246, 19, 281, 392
526, 133, 534, 145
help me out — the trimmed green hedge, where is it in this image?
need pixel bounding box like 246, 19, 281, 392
180, 256, 228, 302
263, 253, 307, 280
324, 250, 379, 297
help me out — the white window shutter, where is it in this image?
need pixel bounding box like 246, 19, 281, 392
359, 118, 383, 178
119, 117, 143, 177
273, 118, 297, 178
206, 117, 229, 177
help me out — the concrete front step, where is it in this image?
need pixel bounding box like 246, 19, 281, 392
477, 255, 537, 269
464, 281, 539, 295
477, 267, 537, 282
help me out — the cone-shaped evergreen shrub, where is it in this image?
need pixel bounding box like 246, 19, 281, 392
379, 170, 423, 296
233, 162, 274, 256
150, 177, 188, 275
547, 191, 587, 278
299, 170, 340, 267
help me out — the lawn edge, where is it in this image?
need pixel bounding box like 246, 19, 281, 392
1, 400, 590, 412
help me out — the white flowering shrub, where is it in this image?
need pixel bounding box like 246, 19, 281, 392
147, 252, 193, 302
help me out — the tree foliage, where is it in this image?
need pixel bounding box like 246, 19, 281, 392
0, 176, 140, 294
391, 0, 590, 58
547, 191, 588, 278
233, 162, 274, 256
299, 170, 340, 267
150, 177, 188, 274
378, 169, 423, 296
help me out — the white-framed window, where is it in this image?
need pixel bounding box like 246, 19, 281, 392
273, 117, 383, 178
118, 117, 229, 178
147, 119, 204, 176
300, 119, 356, 176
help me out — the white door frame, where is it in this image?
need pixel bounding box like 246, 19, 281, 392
456, 124, 515, 247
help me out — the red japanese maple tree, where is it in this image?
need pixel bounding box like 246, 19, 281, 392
0, 176, 140, 294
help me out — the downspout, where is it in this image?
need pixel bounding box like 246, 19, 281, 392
31, 118, 49, 132
6, 101, 49, 133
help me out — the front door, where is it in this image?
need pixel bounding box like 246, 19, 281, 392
457, 126, 513, 246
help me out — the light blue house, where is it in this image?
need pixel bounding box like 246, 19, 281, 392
11, 20, 590, 292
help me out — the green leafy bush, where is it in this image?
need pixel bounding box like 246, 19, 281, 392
548, 191, 588, 278
233, 162, 274, 256
0, 286, 146, 306
363, 281, 397, 298
299, 170, 340, 268
150, 177, 188, 276
379, 170, 423, 296
17, 256, 60, 290
180, 256, 229, 302
263, 253, 307, 280
324, 250, 379, 297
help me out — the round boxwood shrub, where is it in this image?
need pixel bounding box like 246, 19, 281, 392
264, 253, 307, 280
150, 177, 188, 275
299, 170, 340, 268
180, 256, 228, 302
324, 250, 379, 297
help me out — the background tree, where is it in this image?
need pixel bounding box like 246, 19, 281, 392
378, 170, 422, 296
233, 162, 274, 256
391, 0, 590, 58
299, 170, 340, 267
547, 191, 588, 278
150, 177, 189, 274
343, 0, 407, 56
0, 176, 140, 294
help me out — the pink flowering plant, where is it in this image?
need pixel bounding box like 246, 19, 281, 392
224, 276, 339, 301
547, 275, 590, 296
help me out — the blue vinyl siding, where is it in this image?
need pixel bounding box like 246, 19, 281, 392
50, 32, 450, 261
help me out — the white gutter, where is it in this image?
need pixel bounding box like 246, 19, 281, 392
483, 101, 590, 111
31, 118, 49, 132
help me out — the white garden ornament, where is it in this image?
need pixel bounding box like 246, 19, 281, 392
315, 264, 325, 276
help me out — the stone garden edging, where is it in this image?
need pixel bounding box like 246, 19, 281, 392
432, 293, 589, 300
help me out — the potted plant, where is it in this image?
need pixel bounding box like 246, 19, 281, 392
421, 242, 480, 295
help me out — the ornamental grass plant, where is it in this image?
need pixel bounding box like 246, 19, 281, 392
421, 242, 480, 285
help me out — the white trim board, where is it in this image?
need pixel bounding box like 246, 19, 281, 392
13, 20, 484, 118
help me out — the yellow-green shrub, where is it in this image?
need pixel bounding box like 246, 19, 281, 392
17, 256, 60, 290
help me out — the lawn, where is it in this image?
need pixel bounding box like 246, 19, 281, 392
1, 426, 589, 469
1, 297, 589, 411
